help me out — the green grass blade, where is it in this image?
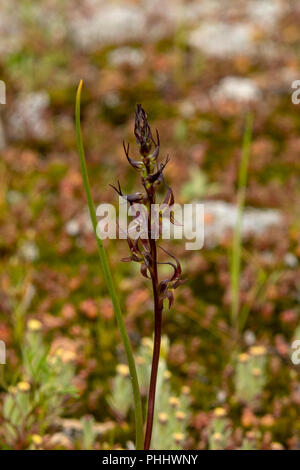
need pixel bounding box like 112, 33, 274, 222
75, 81, 143, 449
230, 113, 253, 330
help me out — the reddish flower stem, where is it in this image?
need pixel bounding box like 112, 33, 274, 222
144, 197, 163, 450
144, 284, 162, 450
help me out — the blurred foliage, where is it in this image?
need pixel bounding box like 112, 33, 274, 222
1, 322, 77, 449
109, 336, 191, 450
234, 347, 267, 405
1, 0, 300, 450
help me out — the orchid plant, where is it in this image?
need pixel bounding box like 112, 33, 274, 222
76, 83, 183, 449
110, 105, 184, 449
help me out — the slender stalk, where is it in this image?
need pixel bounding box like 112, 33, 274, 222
144, 284, 162, 449
75, 81, 144, 450
144, 198, 162, 450
230, 113, 253, 331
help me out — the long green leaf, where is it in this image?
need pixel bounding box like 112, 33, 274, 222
230, 113, 253, 330
75, 81, 143, 449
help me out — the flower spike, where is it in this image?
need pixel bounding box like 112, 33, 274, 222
110, 103, 183, 450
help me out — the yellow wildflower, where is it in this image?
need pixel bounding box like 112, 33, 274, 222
175, 411, 186, 421
252, 367, 261, 377
32, 434, 43, 445
17, 381, 30, 392
158, 412, 168, 424
238, 353, 249, 362
181, 385, 191, 395
173, 433, 185, 444
116, 364, 130, 377
27, 319, 42, 332
249, 345, 266, 356
214, 407, 227, 418
169, 396, 180, 408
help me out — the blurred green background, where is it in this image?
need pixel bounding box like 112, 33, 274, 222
1, 0, 300, 450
